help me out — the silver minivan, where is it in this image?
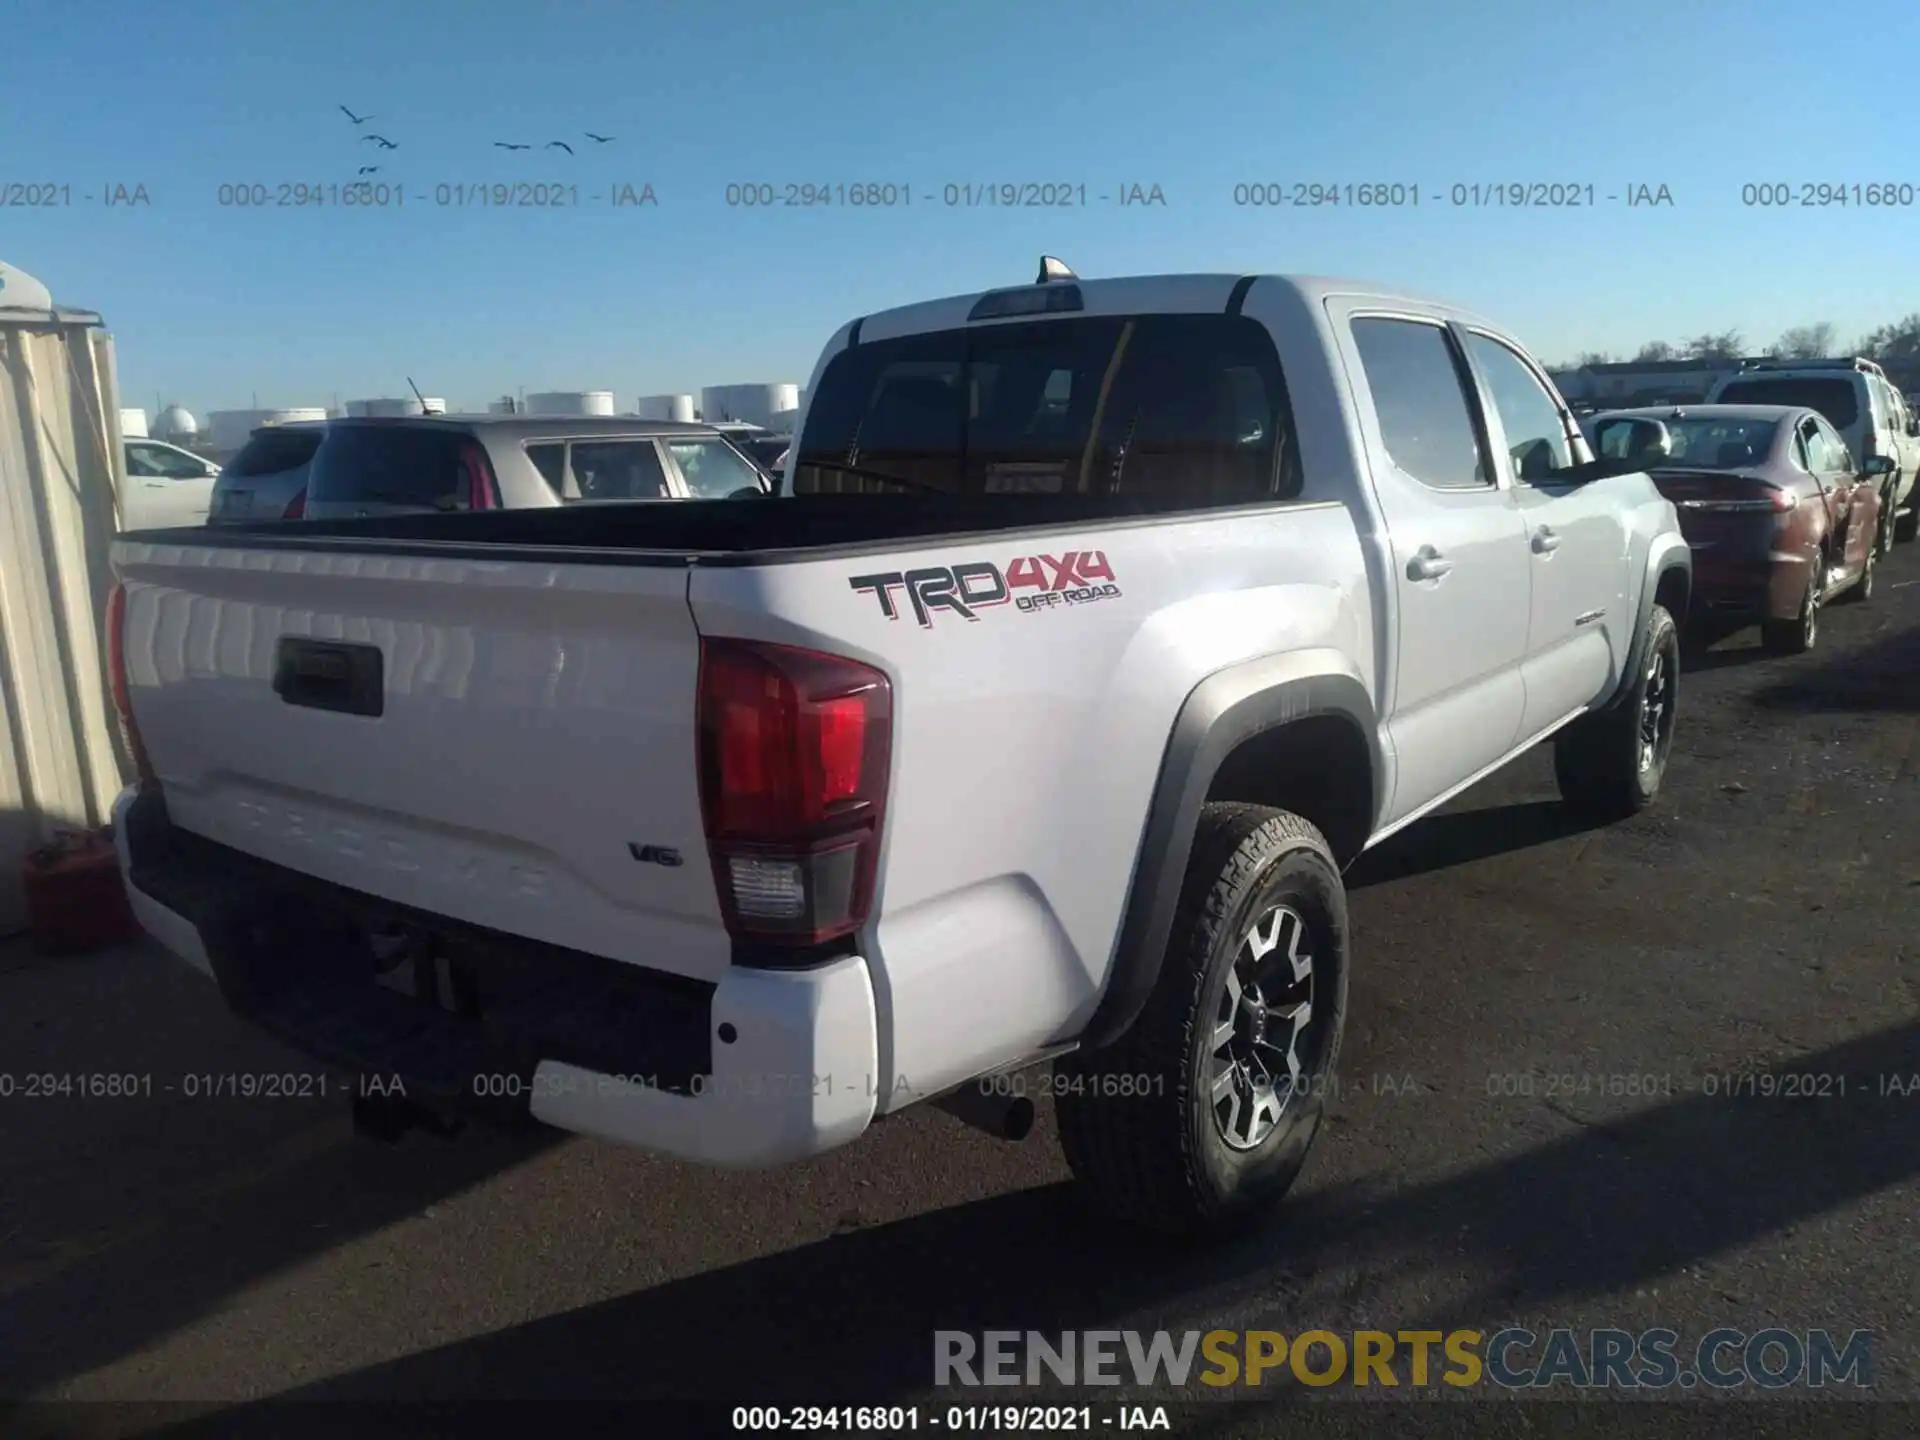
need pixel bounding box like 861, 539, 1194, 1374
299, 415, 769, 520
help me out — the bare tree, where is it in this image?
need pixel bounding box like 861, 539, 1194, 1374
1854, 313, 1920, 363
1572, 350, 1615, 367
1679, 330, 1744, 361
1634, 341, 1675, 362
1768, 322, 1836, 360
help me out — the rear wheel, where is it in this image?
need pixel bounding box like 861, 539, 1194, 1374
1554, 603, 1679, 822
1837, 535, 1876, 605
1762, 554, 1824, 654
1055, 804, 1348, 1239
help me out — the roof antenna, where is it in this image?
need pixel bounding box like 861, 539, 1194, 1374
1036, 255, 1076, 284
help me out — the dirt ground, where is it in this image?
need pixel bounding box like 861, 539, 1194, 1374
1, 544, 1915, 1437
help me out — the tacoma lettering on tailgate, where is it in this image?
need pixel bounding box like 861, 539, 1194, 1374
848, 549, 1121, 628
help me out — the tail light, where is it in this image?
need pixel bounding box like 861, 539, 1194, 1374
1668, 478, 1798, 514
282, 489, 306, 519
461, 442, 497, 510
104, 583, 157, 784
1861, 431, 1879, 461
697, 638, 892, 949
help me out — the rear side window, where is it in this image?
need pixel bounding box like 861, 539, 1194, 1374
1714, 377, 1860, 430
527, 443, 567, 494
1351, 318, 1489, 488
793, 313, 1298, 505
224, 428, 323, 478
307, 426, 482, 508
569, 440, 670, 501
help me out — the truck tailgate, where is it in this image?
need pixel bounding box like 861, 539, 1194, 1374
114, 539, 730, 982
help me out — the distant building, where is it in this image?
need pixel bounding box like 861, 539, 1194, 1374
1552, 359, 1730, 409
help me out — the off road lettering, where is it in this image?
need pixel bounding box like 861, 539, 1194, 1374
850, 548, 1121, 627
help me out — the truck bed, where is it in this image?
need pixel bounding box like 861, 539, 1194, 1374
129, 492, 1274, 563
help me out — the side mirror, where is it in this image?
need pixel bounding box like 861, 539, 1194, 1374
1862, 454, 1898, 477
1907, 417, 1919, 437
726, 485, 766, 500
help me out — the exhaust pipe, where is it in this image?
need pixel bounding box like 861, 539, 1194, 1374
932, 1080, 1035, 1142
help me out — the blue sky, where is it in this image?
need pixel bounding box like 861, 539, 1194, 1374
6, 0, 1918, 417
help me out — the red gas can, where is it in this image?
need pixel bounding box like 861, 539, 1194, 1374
21, 827, 141, 955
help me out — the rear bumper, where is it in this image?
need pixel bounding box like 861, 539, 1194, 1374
1682, 536, 1808, 623
112, 785, 879, 1168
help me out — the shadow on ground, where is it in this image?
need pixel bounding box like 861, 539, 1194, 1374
122, 1018, 1919, 1414
1345, 800, 1603, 890
1749, 622, 1920, 714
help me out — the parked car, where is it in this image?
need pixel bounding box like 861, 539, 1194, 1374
298, 415, 767, 520
121, 438, 220, 529
106, 263, 1690, 1239
208, 420, 328, 525
1707, 358, 1919, 546
1588, 404, 1887, 654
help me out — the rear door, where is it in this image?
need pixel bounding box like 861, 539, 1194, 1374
1458, 329, 1630, 736
1807, 415, 1872, 572
1338, 308, 1532, 824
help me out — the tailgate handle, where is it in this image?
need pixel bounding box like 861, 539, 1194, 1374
273, 638, 385, 717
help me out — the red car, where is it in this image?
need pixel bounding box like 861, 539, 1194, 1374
1587, 404, 1891, 654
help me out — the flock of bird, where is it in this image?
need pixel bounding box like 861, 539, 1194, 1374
338, 105, 615, 175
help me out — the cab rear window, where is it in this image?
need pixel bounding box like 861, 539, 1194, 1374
793, 314, 1299, 506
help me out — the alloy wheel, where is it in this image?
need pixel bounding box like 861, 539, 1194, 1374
1208, 905, 1320, 1151
1802, 560, 1824, 649
1638, 644, 1674, 774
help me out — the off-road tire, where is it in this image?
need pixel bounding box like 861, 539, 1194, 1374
1554, 602, 1680, 822
1055, 803, 1349, 1239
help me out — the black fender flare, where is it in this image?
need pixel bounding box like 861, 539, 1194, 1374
1598, 541, 1691, 714
1078, 654, 1383, 1051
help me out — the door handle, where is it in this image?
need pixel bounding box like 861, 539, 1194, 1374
1532, 527, 1562, 554
1407, 546, 1454, 581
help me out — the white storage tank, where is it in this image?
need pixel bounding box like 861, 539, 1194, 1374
119, 408, 149, 439
207, 407, 328, 453
487, 397, 519, 415
701, 383, 802, 429
154, 405, 199, 442
346, 397, 424, 418
635, 393, 697, 423
420, 396, 447, 415
525, 390, 616, 417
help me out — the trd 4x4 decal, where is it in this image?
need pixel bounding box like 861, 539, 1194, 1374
849, 549, 1121, 628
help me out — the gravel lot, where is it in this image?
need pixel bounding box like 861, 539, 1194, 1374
2, 545, 1915, 1436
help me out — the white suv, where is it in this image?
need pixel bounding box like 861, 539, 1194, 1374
1709, 358, 1920, 544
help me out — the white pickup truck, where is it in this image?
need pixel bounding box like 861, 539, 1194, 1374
108, 262, 1691, 1239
